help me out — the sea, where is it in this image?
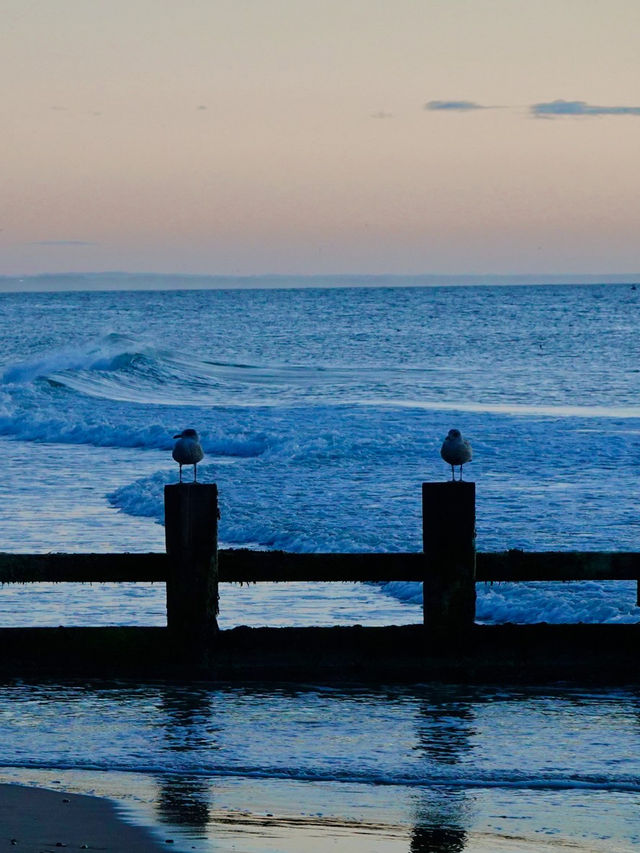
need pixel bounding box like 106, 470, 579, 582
0, 278, 639, 851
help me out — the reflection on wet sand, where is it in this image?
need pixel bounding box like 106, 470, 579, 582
154, 686, 215, 832
414, 697, 476, 766
157, 776, 211, 830
410, 825, 466, 853
410, 695, 477, 852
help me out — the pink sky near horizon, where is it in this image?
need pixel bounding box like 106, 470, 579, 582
2, 0, 640, 277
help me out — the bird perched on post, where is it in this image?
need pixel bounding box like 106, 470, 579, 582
172, 428, 204, 482
440, 428, 472, 481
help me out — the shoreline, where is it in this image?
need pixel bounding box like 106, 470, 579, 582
1, 774, 633, 853
0, 782, 166, 852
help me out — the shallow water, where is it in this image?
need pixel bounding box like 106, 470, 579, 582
0, 680, 639, 851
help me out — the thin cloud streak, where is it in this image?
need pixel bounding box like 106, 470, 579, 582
531, 99, 640, 117
425, 98, 640, 118
425, 100, 487, 111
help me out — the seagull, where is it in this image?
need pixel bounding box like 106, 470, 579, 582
440, 428, 472, 481
172, 428, 204, 482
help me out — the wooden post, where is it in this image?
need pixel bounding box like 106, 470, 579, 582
164, 483, 219, 653
422, 482, 476, 632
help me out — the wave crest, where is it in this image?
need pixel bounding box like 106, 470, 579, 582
1, 334, 335, 406
1, 333, 141, 385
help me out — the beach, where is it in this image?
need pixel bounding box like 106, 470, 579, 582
2, 774, 638, 853
0, 783, 166, 852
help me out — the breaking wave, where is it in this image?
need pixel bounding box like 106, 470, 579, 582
7, 333, 640, 416
0, 413, 268, 456
1, 333, 278, 406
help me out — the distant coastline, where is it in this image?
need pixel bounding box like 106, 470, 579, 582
1, 271, 640, 293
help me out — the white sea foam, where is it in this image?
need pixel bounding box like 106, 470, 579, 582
364, 398, 640, 418
381, 579, 640, 624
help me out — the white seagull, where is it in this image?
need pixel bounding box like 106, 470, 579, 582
172, 428, 204, 482
440, 428, 472, 481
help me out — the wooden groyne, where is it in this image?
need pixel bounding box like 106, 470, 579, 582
0, 481, 639, 682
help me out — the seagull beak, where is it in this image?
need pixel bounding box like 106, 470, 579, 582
173, 433, 182, 439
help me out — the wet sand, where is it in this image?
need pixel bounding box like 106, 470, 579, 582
0, 783, 165, 852
0, 777, 634, 853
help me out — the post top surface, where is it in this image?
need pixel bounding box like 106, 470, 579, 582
422, 480, 475, 487
165, 482, 218, 490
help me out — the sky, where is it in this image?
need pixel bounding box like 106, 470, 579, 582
2, 0, 640, 277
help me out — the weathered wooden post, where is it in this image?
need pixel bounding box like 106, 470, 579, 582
422, 482, 476, 632
164, 483, 219, 655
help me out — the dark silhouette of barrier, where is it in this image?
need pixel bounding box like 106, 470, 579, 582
0, 482, 639, 648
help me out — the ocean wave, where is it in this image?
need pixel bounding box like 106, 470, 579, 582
0, 413, 268, 457
6, 333, 640, 417
0, 333, 366, 407
1, 333, 141, 385
1, 333, 259, 405
0, 758, 637, 793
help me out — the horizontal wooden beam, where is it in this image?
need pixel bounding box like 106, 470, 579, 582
0, 551, 426, 584
0, 553, 167, 584
476, 550, 640, 582
0, 549, 639, 585
219, 549, 425, 582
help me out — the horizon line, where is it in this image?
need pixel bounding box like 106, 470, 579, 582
1, 271, 639, 294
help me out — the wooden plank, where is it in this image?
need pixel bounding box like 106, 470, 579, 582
0, 553, 167, 583
477, 551, 640, 582
1, 550, 639, 585
0, 551, 427, 583
218, 550, 426, 582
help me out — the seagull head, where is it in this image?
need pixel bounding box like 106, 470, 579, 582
174, 428, 199, 440
446, 428, 461, 439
